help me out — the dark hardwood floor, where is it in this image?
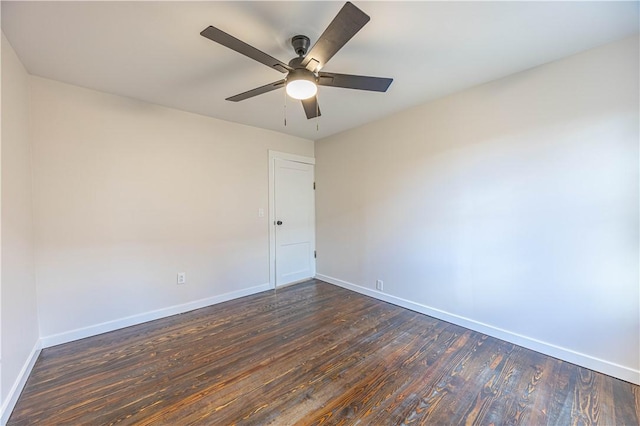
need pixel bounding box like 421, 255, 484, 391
8, 280, 640, 425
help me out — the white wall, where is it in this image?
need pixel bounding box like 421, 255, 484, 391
30, 77, 313, 342
1, 33, 40, 420
316, 36, 639, 384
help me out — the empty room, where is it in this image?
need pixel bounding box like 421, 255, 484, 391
1, 1, 639, 424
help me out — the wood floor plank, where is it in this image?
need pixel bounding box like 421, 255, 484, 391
7, 280, 639, 425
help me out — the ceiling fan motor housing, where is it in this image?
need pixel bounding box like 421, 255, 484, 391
286, 68, 317, 84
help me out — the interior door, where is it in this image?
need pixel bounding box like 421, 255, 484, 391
274, 158, 315, 287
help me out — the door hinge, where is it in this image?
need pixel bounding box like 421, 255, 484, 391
313, 182, 316, 190
314, 250, 317, 259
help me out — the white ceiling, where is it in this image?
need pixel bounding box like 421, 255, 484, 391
2, 1, 638, 140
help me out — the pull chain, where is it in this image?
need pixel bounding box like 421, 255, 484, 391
283, 86, 287, 127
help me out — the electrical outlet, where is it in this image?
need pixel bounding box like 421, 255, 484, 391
177, 272, 186, 285
376, 280, 383, 291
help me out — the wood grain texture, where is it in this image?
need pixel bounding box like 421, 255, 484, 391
8, 280, 640, 425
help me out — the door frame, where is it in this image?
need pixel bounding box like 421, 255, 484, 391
268, 150, 316, 289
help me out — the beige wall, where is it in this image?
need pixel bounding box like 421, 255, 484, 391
1, 33, 40, 413
316, 36, 639, 384
30, 76, 313, 340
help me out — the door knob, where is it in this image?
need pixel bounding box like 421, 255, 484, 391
276, 220, 283, 225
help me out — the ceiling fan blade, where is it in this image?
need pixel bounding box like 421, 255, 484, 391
301, 2, 370, 72
301, 96, 321, 119
201, 26, 293, 73
318, 72, 393, 92
226, 79, 286, 102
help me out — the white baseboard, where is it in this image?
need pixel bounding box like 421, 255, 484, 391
1, 340, 42, 426
316, 273, 640, 386
41, 283, 271, 348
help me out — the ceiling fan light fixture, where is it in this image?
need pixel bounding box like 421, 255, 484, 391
285, 70, 317, 100
286, 80, 317, 100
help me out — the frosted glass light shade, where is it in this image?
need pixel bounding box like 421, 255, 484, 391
286, 79, 317, 100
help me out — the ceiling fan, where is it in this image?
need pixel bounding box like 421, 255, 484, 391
200, 1, 393, 119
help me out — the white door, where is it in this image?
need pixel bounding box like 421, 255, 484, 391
273, 158, 315, 287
